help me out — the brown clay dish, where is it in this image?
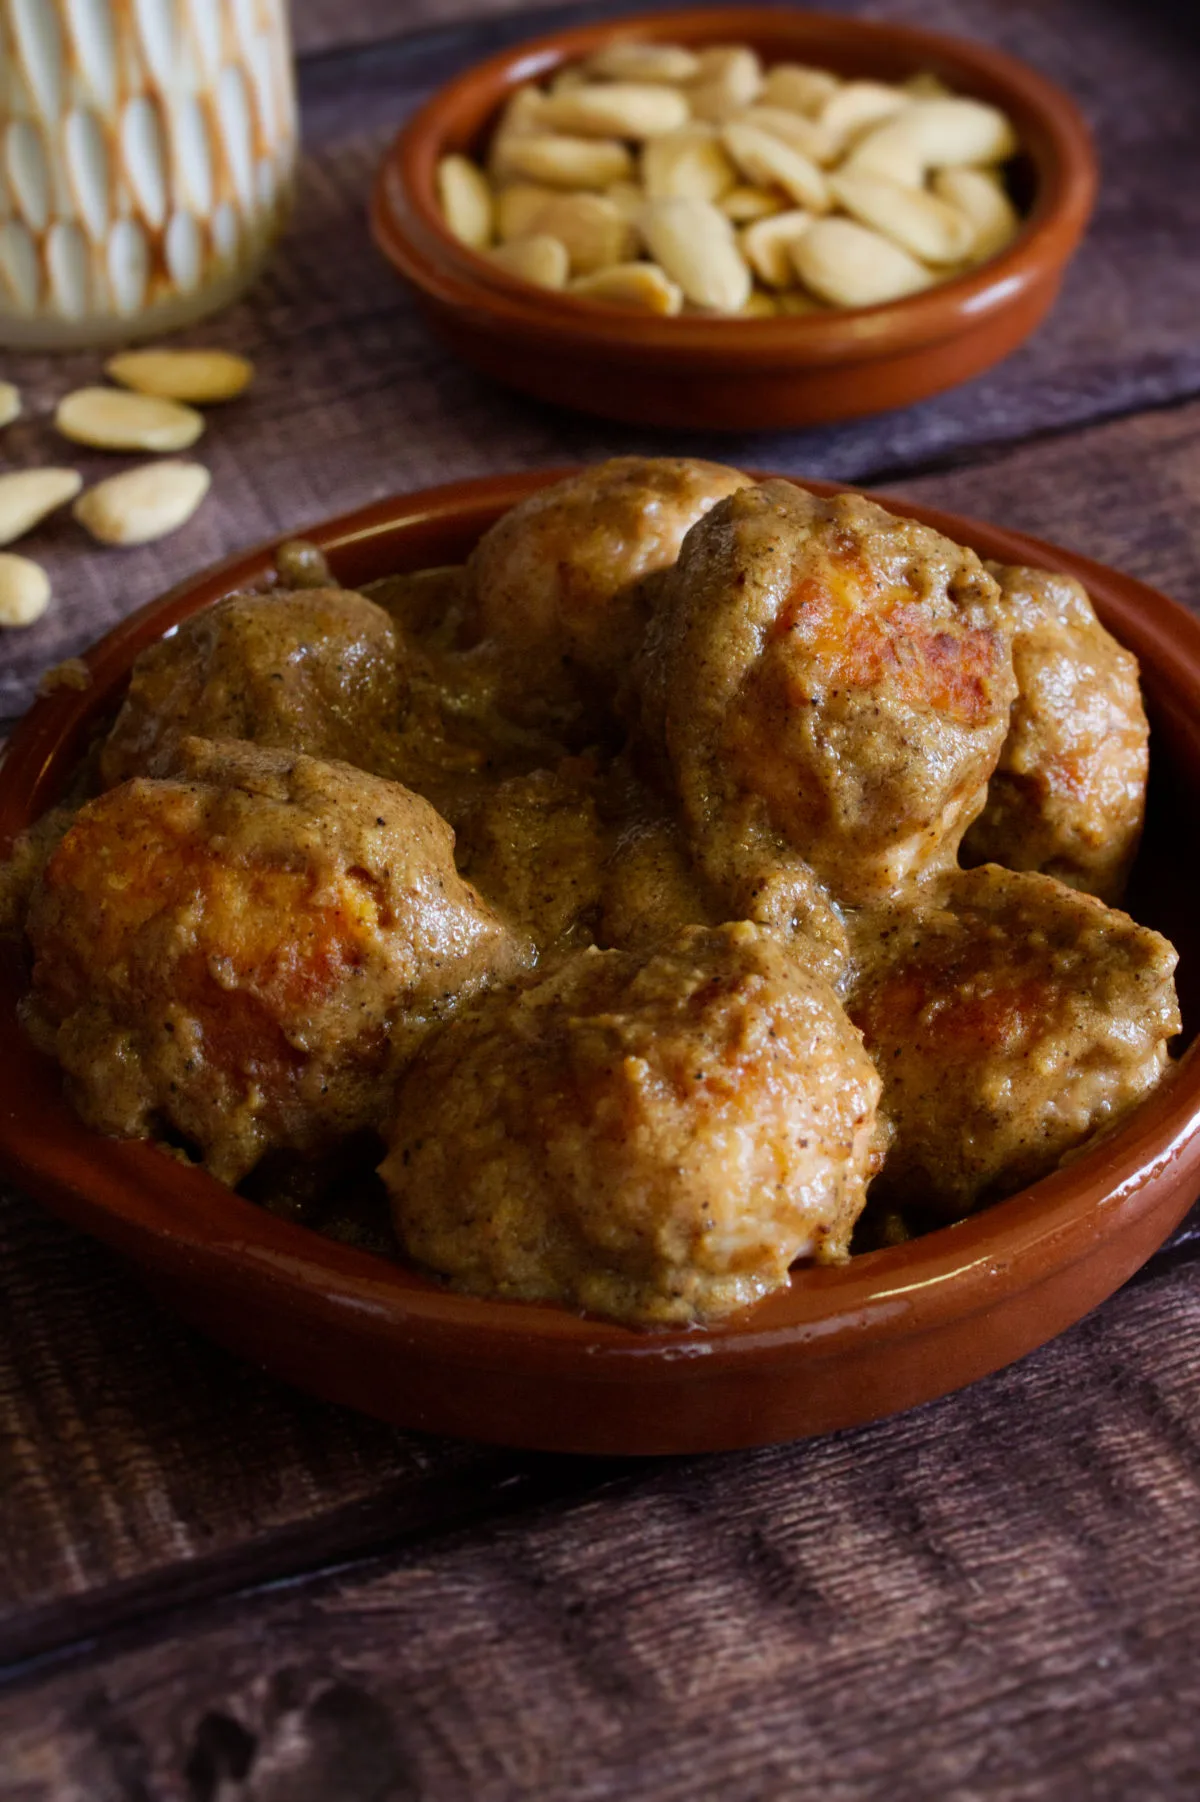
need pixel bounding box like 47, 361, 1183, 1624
1, 472, 1197, 1457
371, 7, 1098, 430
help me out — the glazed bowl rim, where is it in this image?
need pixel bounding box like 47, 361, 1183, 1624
371, 4, 1098, 368
0, 468, 1197, 1380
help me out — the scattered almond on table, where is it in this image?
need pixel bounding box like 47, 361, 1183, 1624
434, 40, 1023, 316
0, 347, 255, 626
0, 553, 51, 628
74, 462, 213, 547
105, 349, 255, 404
0, 470, 84, 548
55, 388, 206, 454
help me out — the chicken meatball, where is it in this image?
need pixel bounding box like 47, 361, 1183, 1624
962, 563, 1149, 903
465, 456, 749, 685
639, 481, 1016, 908
24, 739, 530, 1185
848, 865, 1179, 1221
100, 587, 404, 787
381, 923, 882, 1326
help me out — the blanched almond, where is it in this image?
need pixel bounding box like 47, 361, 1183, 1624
539, 81, 690, 140
819, 80, 911, 154
487, 86, 554, 178
641, 126, 736, 202
496, 183, 560, 241
0, 553, 50, 627
571, 261, 683, 313
586, 43, 700, 84
0, 468, 84, 546
56, 388, 205, 453
720, 185, 784, 223
105, 348, 255, 404
932, 166, 1021, 261
488, 235, 570, 288
845, 98, 1019, 185
491, 85, 550, 141
524, 192, 634, 274
687, 47, 763, 122
496, 135, 633, 190
740, 209, 816, 288
0, 382, 20, 428
436, 154, 493, 248
791, 217, 934, 308
638, 196, 751, 313
73, 461, 212, 546
721, 121, 828, 211
605, 180, 646, 222
736, 105, 835, 166
761, 65, 841, 117
829, 168, 975, 265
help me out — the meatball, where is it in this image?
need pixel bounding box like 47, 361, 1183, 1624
848, 865, 1179, 1221
100, 587, 404, 787
465, 456, 749, 684
639, 481, 1016, 908
24, 739, 530, 1185
962, 563, 1149, 903
381, 923, 882, 1326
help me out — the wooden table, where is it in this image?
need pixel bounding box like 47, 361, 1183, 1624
2, 2, 1199, 1795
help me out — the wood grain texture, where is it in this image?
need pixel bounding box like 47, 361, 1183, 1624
1, 0, 1198, 721
3, 1257, 1199, 1800
290, 0, 580, 57
889, 395, 1200, 614
0, 1185, 599, 1669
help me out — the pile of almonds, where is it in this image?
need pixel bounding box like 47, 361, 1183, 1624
436, 41, 1022, 317
0, 350, 252, 630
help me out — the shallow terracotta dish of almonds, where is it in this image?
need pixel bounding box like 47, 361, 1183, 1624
0, 465, 1197, 1455
373, 7, 1096, 427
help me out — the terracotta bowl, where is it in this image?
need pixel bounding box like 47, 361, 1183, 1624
371, 7, 1097, 430
1, 473, 1197, 1457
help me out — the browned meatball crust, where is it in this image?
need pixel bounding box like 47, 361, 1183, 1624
24, 740, 530, 1185
639, 481, 1017, 909
381, 923, 882, 1326
100, 588, 404, 786
463, 456, 749, 712
962, 563, 1149, 902
848, 865, 1179, 1221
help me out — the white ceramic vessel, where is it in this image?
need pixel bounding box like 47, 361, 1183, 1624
0, 0, 296, 349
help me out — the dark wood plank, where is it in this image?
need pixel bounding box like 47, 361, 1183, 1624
290, 0, 581, 58
3, 1256, 1198, 1801
889, 388, 1200, 614
0, 1185, 589, 1669
1, 0, 1198, 722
